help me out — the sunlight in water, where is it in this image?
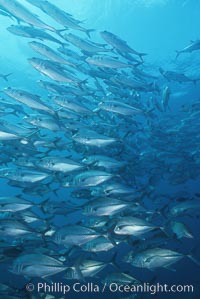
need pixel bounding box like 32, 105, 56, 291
134, 0, 168, 6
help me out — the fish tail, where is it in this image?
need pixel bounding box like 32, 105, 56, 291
60, 42, 69, 48
175, 50, 180, 59
78, 78, 88, 89
139, 53, 148, 61
158, 204, 169, 219
134, 61, 143, 67
159, 226, 170, 237
40, 197, 50, 210
85, 29, 95, 38
192, 78, 200, 85
109, 252, 120, 270
187, 255, 200, 266
3, 73, 12, 81
56, 28, 68, 37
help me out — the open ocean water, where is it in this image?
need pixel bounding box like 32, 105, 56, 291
0, 0, 200, 298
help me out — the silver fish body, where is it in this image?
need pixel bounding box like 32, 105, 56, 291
124, 248, 184, 269
4, 87, 55, 115
10, 253, 67, 278
0, 0, 55, 31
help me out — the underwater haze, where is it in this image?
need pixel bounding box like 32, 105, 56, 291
0, 0, 200, 299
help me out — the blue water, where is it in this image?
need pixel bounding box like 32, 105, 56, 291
0, 0, 200, 299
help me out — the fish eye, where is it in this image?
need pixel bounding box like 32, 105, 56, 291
116, 226, 121, 231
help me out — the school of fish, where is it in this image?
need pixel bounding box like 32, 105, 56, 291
0, 0, 200, 299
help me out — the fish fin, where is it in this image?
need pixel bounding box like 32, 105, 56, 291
39, 198, 50, 214
187, 255, 200, 266
60, 42, 68, 47
16, 18, 21, 25
78, 78, 88, 89
109, 251, 120, 270
131, 61, 143, 68
43, 276, 54, 283
147, 267, 156, 272
88, 41, 108, 48
93, 107, 100, 113
158, 204, 169, 219
74, 258, 86, 281
164, 265, 176, 271
85, 29, 95, 38
159, 227, 170, 237
2, 73, 12, 81
52, 188, 59, 197
175, 50, 180, 59
57, 28, 68, 34
192, 78, 200, 85
139, 53, 147, 62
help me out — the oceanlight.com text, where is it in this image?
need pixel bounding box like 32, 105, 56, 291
25, 282, 194, 295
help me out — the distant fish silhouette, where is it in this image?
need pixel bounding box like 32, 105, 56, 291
0, 73, 12, 81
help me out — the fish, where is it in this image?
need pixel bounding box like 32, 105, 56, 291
57, 46, 85, 61
0, 0, 56, 31
82, 236, 115, 252
37, 80, 72, 94
10, 253, 67, 278
4, 87, 55, 115
86, 55, 138, 69
100, 30, 147, 60
170, 221, 194, 239
28, 41, 73, 66
0, 219, 39, 238
52, 225, 101, 246
77, 259, 110, 277
96, 100, 144, 116
7, 25, 65, 46
0, 130, 21, 141
65, 259, 109, 280
0, 0, 199, 290
102, 272, 140, 285
51, 95, 92, 114
0, 167, 50, 183
72, 129, 117, 147
13, 157, 37, 168
161, 86, 171, 111
82, 155, 126, 170
35, 157, 84, 173
0, 196, 33, 212
0, 73, 12, 81
91, 183, 136, 197
159, 68, 197, 84
63, 33, 110, 53
63, 170, 114, 187
16, 210, 49, 227
170, 200, 200, 216
112, 216, 158, 236
110, 74, 156, 92
81, 216, 108, 229
26, 0, 94, 37
0, 9, 14, 19
82, 197, 131, 216
28, 57, 84, 85
176, 39, 200, 58
124, 247, 199, 270
23, 114, 61, 131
